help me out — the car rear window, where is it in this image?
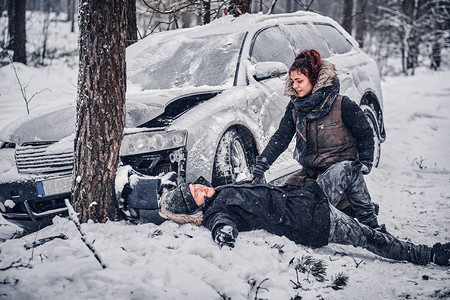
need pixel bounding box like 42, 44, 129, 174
128, 33, 245, 90
250, 26, 295, 67
283, 23, 331, 58
314, 23, 354, 54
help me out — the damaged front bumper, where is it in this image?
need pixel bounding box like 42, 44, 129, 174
0, 172, 169, 231
0, 176, 71, 232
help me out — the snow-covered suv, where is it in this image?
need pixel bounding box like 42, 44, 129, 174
0, 11, 385, 231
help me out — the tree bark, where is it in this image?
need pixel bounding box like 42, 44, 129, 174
73, 0, 127, 223
202, 0, 211, 25
227, 0, 252, 16
342, 0, 354, 35
8, 0, 26, 64
126, 0, 137, 46
68, 0, 76, 33
354, 0, 366, 48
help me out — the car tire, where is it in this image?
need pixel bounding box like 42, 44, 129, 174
361, 104, 381, 168
212, 129, 254, 186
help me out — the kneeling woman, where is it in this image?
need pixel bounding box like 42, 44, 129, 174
252, 49, 380, 230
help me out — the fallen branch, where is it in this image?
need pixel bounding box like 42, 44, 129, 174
255, 278, 270, 299
0, 259, 32, 271
65, 199, 107, 269
401, 188, 416, 195
24, 233, 69, 250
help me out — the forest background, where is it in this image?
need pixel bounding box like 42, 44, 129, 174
1, 0, 449, 78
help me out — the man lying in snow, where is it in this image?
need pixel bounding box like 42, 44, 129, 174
157, 161, 449, 266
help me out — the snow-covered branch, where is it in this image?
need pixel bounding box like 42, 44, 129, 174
65, 199, 107, 269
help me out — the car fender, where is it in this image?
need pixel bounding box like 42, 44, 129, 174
169, 83, 288, 182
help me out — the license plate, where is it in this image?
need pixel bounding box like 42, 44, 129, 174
36, 176, 72, 197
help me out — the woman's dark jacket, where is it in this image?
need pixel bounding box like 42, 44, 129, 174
202, 182, 331, 248
260, 60, 374, 171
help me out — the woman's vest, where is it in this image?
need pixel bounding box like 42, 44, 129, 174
293, 95, 358, 170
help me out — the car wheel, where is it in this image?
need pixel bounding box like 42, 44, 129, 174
212, 129, 254, 186
361, 104, 381, 167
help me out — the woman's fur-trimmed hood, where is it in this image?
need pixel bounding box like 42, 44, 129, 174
285, 60, 339, 97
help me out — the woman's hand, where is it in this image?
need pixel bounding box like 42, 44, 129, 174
251, 156, 270, 183
360, 160, 373, 175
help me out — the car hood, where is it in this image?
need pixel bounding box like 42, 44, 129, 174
0, 87, 224, 145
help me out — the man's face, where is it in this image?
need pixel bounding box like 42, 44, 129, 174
189, 184, 215, 206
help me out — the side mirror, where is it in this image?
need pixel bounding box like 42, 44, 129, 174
251, 61, 288, 81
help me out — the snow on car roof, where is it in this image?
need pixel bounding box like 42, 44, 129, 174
126, 11, 347, 61
126, 11, 353, 92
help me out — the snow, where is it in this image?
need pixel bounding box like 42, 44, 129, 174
0, 10, 449, 298
0, 65, 449, 299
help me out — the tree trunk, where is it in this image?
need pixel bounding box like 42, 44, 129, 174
354, 0, 366, 48
202, 0, 211, 25
73, 0, 127, 223
342, 0, 354, 35
69, 0, 76, 33
126, 0, 137, 47
8, 0, 26, 64
227, 0, 252, 16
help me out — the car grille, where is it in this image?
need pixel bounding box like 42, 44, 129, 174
15, 143, 73, 174
14, 143, 184, 177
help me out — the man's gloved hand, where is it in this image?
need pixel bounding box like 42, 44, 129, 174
360, 160, 373, 175
251, 155, 270, 184
213, 225, 238, 248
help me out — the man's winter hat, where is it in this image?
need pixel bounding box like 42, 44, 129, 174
160, 183, 199, 215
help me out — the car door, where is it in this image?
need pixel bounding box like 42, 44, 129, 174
247, 25, 301, 182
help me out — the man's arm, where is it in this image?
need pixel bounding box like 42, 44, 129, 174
204, 212, 239, 248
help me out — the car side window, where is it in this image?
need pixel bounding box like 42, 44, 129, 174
314, 23, 353, 54
250, 26, 295, 67
284, 23, 331, 58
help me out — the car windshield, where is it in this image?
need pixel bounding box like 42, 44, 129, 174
128, 33, 245, 90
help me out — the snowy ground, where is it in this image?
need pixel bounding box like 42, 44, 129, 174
0, 65, 449, 299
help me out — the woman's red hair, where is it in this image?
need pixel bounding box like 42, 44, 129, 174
289, 49, 322, 86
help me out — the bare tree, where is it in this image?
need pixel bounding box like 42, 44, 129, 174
203, 0, 211, 24
226, 0, 252, 16
140, 0, 233, 31
68, 0, 76, 33
72, 0, 127, 223
342, 0, 354, 35
7, 0, 26, 64
126, 0, 138, 46
354, 0, 367, 47
377, 0, 435, 75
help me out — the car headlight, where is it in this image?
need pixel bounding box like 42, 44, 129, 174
120, 130, 187, 156
0, 141, 16, 149
0, 140, 17, 174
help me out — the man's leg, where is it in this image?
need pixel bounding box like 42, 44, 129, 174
316, 161, 379, 228
327, 205, 431, 265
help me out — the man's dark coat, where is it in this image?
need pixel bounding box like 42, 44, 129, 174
202, 182, 331, 248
